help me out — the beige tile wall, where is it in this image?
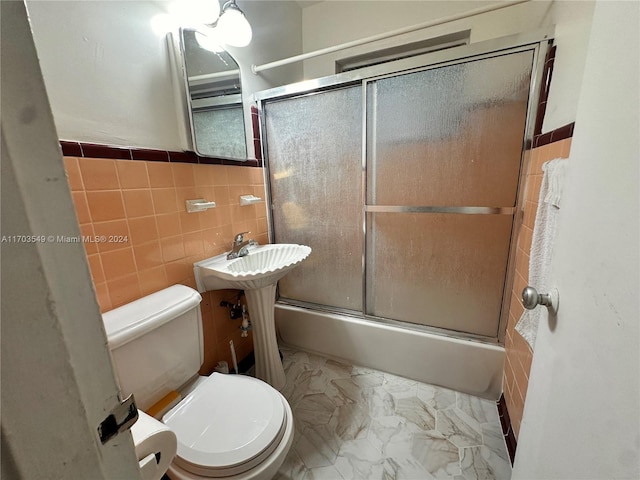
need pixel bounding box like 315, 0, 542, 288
63, 157, 269, 374
63, 136, 571, 399
503, 138, 572, 438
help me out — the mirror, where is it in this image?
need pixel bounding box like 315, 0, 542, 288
178, 28, 248, 161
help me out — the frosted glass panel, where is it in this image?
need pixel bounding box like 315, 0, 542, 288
367, 51, 533, 207
262, 48, 536, 339
193, 106, 246, 158
265, 87, 363, 310
366, 213, 513, 337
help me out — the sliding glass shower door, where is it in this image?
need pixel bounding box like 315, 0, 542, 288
264, 87, 363, 310
365, 52, 533, 337
262, 46, 538, 340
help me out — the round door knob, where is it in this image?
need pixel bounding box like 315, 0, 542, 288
522, 286, 559, 313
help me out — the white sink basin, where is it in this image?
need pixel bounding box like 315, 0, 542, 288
194, 243, 312, 291
194, 243, 311, 390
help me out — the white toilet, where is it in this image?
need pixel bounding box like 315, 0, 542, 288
102, 284, 294, 480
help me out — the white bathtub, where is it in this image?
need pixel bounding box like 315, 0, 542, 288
275, 304, 505, 400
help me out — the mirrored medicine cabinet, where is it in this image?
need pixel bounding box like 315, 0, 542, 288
178, 28, 248, 161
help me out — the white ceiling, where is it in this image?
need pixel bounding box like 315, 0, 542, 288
295, 1, 323, 8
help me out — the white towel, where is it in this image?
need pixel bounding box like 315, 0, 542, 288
515, 158, 568, 349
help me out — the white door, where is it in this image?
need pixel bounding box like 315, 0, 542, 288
1, 2, 141, 478
513, 1, 639, 478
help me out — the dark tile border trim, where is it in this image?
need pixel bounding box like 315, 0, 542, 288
497, 394, 518, 465
133, 148, 170, 162
62, 116, 572, 167
534, 45, 556, 137
60, 140, 262, 168
251, 105, 262, 161
530, 44, 576, 149
533, 122, 575, 148
59, 140, 83, 157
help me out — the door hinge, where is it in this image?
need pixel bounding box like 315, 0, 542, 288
98, 394, 139, 444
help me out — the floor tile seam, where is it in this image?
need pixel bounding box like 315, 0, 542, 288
305, 465, 347, 480
433, 421, 480, 450
477, 427, 512, 461
442, 430, 485, 450
459, 445, 509, 458
478, 428, 489, 448
436, 407, 485, 438
457, 445, 498, 478
369, 409, 398, 421
439, 405, 461, 418
458, 438, 485, 449
381, 384, 419, 399
478, 421, 511, 450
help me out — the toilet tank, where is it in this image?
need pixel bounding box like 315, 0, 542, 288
102, 285, 203, 411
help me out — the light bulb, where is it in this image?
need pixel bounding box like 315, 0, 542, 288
195, 29, 224, 52
169, 0, 220, 27
217, 6, 252, 47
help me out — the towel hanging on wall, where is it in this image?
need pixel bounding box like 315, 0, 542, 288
516, 158, 569, 349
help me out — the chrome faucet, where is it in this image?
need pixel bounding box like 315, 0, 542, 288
227, 231, 254, 260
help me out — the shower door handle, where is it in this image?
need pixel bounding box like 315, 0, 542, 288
522, 286, 559, 313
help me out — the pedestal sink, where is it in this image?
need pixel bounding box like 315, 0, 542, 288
194, 244, 311, 390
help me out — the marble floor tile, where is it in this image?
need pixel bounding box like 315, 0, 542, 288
481, 423, 510, 464
329, 403, 371, 442
457, 393, 500, 426
331, 377, 369, 404
276, 345, 511, 480
382, 373, 419, 401
334, 438, 386, 479
295, 426, 340, 468
350, 372, 384, 389
294, 392, 337, 428
436, 408, 483, 448
274, 449, 310, 480
395, 396, 438, 431
322, 359, 354, 380
369, 415, 423, 450
368, 385, 397, 418
351, 365, 384, 377
380, 456, 436, 480
407, 431, 462, 478
460, 445, 512, 480
305, 464, 345, 480
417, 383, 457, 410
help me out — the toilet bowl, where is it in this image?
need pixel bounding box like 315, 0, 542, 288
102, 285, 293, 480
164, 374, 294, 480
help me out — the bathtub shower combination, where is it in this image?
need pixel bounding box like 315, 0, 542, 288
256, 31, 551, 400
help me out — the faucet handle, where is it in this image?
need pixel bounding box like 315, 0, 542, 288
233, 231, 250, 244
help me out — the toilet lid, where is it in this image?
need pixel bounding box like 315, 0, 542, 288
162, 373, 285, 474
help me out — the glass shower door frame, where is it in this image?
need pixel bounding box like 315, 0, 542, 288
256, 28, 553, 344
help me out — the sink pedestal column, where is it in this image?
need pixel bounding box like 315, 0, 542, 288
244, 284, 286, 391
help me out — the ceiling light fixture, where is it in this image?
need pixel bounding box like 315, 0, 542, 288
192, 0, 252, 52
171, 0, 220, 27
215, 0, 253, 48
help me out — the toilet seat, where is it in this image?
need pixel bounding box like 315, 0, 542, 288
163, 373, 286, 478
